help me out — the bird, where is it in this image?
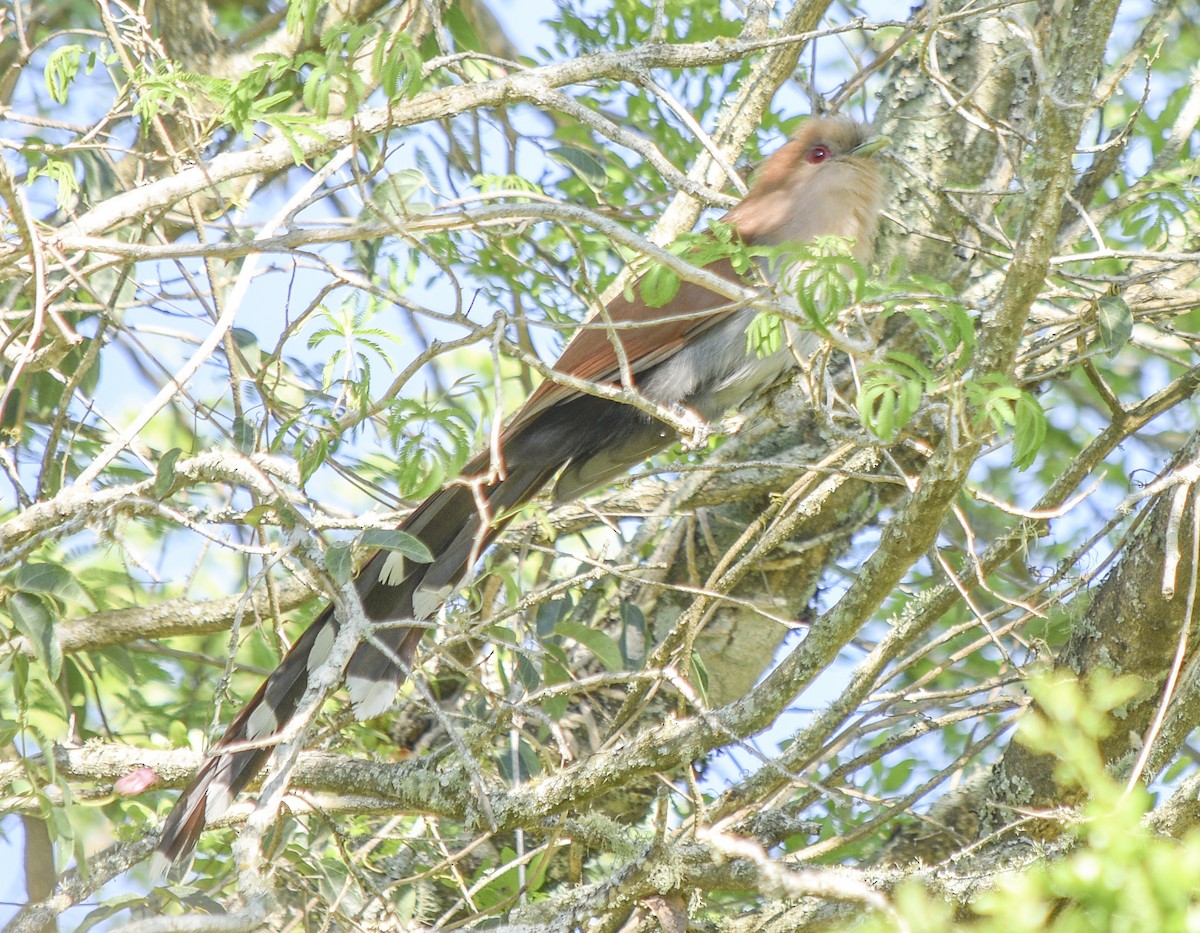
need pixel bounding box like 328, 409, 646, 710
151, 115, 889, 872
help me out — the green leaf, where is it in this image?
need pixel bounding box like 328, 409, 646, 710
27, 157, 81, 210
541, 660, 570, 720
12, 654, 28, 706
296, 434, 328, 485
243, 504, 272, 527
13, 563, 93, 609
619, 602, 645, 668
554, 621, 623, 671
232, 328, 262, 370
372, 32, 422, 99
358, 529, 433, 563
1012, 391, 1048, 471
485, 625, 520, 648
363, 169, 430, 223
472, 172, 540, 196
76, 894, 147, 933
860, 381, 896, 440
965, 376, 1047, 470
1097, 295, 1133, 357
153, 447, 183, 499
745, 311, 783, 359
858, 356, 926, 442
548, 146, 608, 191
791, 244, 863, 326
324, 543, 352, 585
44, 45, 84, 103
231, 414, 257, 453
515, 652, 540, 692
8, 592, 62, 680
639, 263, 680, 308
689, 651, 710, 704
881, 758, 916, 793
535, 597, 573, 637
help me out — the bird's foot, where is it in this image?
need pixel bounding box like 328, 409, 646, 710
671, 405, 712, 451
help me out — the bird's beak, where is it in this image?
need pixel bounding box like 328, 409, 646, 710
851, 134, 892, 158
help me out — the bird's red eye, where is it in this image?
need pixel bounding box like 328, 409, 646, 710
807, 145, 831, 164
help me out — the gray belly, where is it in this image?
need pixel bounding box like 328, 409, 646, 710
637, 307, 796, 419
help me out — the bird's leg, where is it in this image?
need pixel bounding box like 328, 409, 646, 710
668, 407, 751, 451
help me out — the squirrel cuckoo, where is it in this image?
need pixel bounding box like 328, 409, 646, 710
152, 115, 888, 871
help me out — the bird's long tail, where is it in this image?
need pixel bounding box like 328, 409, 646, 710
151, 458, 555, 872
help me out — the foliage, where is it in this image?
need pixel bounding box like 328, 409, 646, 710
862, 675, 1200, 933
3, 0, 1200, 930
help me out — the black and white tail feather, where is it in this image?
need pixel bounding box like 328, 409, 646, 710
150, 455, 554, 874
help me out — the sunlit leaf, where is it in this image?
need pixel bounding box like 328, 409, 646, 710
554, 621, 623, 671
1097, 295, 1133, 357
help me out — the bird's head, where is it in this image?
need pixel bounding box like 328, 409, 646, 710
726, 115, 890, 263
